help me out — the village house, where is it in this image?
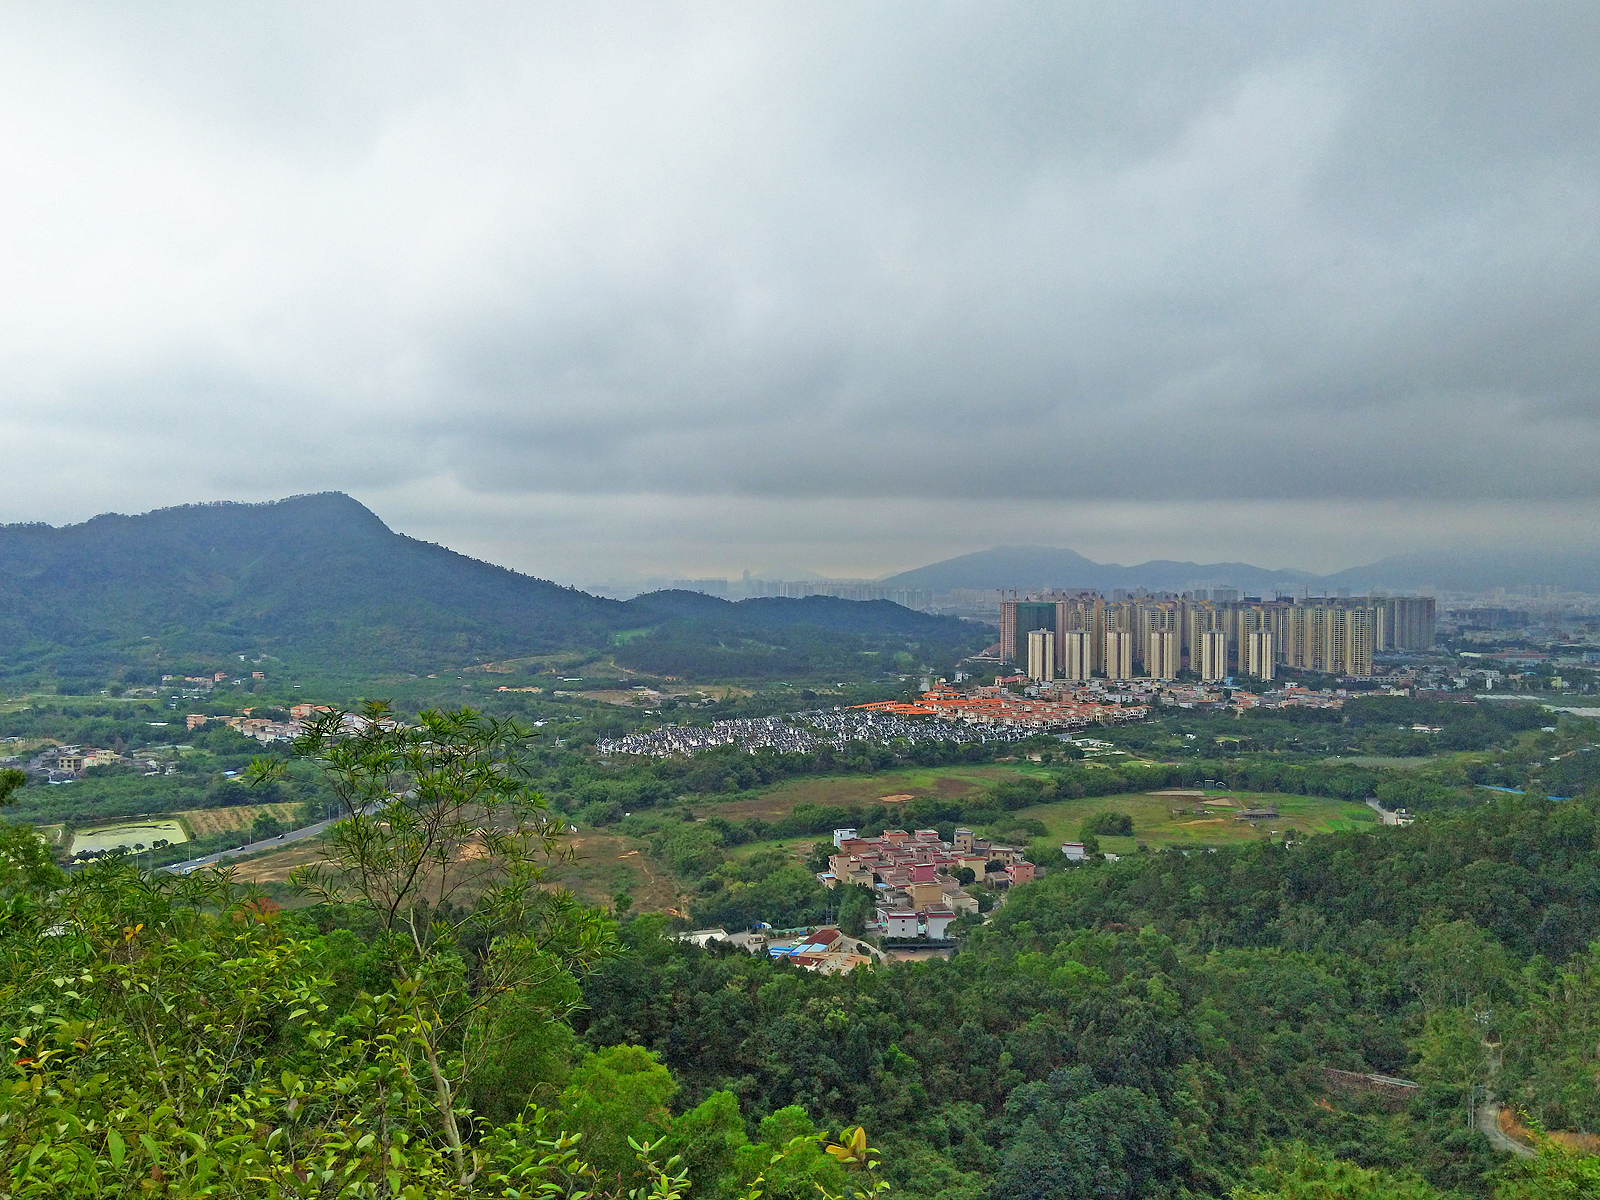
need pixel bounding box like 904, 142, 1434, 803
820, 824, 1027, 927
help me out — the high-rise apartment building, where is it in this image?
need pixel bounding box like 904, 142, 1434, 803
1380, 597, 1436, 650
1276, 601, 1375, 676
1188, 604, 1228, 672
1026, 629, 1055, 682
997, 590, 1412, 679
1000, 599, 1060, 664
1146, 629, 1178, 680
1245, 629, 1276, 680
1194, 629, 1228, 682
1104, 628, 1134, 681
1332, 605, 1375, 676
1236, 605, 1272, 674
1101, 602, 1133, 676
1060, 629, 1093, 681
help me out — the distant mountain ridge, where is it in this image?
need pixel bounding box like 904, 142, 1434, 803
879, 546, 1318, 594
880, 543, 1600, 595
0, 493, 976, 684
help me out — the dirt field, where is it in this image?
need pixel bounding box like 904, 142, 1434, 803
543, 831, 688, 914
229, 839, 334, 884
179, 803, 302, 838
698, 764, 1044, 821
227, 826, 689, 915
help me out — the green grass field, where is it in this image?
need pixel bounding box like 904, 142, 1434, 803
1014, 788, 1379, 855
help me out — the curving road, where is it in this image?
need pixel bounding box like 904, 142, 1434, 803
1478, 1101, 1535, 1159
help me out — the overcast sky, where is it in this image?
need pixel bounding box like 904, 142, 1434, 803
0, 3, 1596, 583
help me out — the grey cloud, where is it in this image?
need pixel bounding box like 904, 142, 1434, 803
0, 2, 1595, 578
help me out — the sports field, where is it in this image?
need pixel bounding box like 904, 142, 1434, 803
1014, 789, 1378, 855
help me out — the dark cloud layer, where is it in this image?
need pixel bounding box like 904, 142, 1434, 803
0, 3, 1594, 580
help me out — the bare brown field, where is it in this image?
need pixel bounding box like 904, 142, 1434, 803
179, 803, 301, 838
543, 831, 688, 915
227, 827, 688, 915
229, 840, 332, 884
697, 764, 1036, 821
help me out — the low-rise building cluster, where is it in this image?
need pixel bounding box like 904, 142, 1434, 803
599, 705, 1049, 759
799, 706, 1029, 745
673, 925, 877, 974
186, 712, 300, 742
25, 745, 142, 782
822, 825, 1034, 933
597, 715, 822, 757
855, 684, 1149, 731
1021, 677, 1364, 714
185, 704, 397, 743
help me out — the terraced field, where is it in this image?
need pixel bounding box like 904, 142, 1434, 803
178, 803, 302, 838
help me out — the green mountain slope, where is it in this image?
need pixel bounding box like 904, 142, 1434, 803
0, 494, 987, 685
0, 493, 626, 680
617, 591, 988, 680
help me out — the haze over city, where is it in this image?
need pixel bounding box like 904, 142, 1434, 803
0, 4, 1596, 583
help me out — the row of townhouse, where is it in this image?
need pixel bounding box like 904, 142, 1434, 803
853, 686, 1148, 731
186, 705, 397, 743
187, 713, 301, 742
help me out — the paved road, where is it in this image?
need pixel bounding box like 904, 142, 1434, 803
1366, 798, 1405, 825
1478, 1102, 1535, 1158
159, 804, 378, 875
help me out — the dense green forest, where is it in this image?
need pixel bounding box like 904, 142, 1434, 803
4, 704, 1600, 1197
578, 793, 1600, 1200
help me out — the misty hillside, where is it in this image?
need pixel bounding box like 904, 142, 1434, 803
1319, 548, 1600, 594
881, 542, 1600, 595
617, 589, 988, 680
0, 494, 981, 685
880, 545, 1318, 594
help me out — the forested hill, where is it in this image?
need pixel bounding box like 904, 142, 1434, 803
0, 494, 984, 684
0, 493, 626, 679
617, 590, 987, 680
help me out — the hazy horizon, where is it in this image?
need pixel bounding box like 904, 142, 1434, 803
11, 490, 1594, 593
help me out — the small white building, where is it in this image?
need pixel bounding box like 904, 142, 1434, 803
886, 911, 919, 938
832, 828, 859, 848
923, 909, 956, 939
1061, 842, 1088, 861
674, 928, 731, 947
